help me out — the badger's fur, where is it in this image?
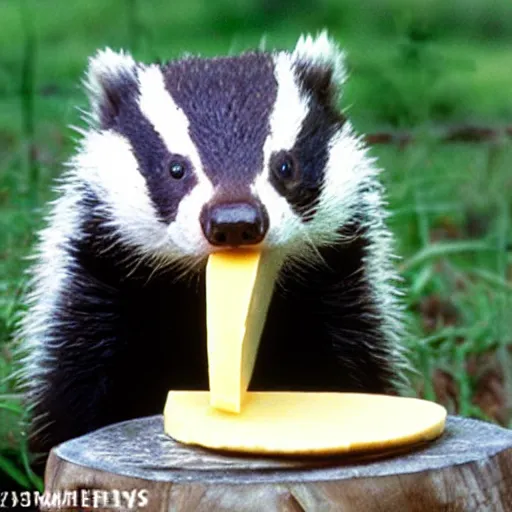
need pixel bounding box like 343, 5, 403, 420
20, 32, 407, 457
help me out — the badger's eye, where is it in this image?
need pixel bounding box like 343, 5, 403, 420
271, 152, 299, 186
169, 161, 186, 179
279, 159, 294, 180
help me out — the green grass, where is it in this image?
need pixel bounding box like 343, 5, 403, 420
1, 0, 511, 489
374, 141, 512, 416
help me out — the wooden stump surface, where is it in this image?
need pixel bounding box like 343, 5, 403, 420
44, 415, 512, 511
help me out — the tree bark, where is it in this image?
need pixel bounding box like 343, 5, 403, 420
44, 415, 512, 511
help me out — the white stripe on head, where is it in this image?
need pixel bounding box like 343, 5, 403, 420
253, 51, 309, 250
137, 65, 214, 256
254, 33, 369, 258
289, 31, 364, 246
137, 65, 203, 171
263, 52, 310, 151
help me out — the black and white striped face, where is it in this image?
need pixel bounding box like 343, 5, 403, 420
76, 32, 375, 264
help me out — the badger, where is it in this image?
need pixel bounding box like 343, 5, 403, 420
20, 32, 407, 459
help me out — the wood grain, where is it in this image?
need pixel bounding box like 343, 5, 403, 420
44, 416, 512, 511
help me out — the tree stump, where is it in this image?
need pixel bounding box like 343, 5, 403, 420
44, 415, 512, 511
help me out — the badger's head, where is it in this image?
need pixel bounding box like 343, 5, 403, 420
76, 32, 377, 270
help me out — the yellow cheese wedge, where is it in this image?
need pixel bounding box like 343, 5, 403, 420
164, 391, 447, 456
206, 250, 281, 413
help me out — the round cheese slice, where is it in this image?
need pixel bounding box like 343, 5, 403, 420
164, 391, 447, 456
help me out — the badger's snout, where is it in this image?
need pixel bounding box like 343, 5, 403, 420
201, 201, 269, 247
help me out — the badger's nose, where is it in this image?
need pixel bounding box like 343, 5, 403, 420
201, 202, 268, 247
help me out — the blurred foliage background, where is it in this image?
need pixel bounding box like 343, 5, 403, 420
1, 0, 511, 490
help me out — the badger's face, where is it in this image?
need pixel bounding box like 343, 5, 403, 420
76, 33, 375, 267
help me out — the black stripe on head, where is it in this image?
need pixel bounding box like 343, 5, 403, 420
270, 61, 346, 222
97, 70, 198, 223
162, 53, 277, 197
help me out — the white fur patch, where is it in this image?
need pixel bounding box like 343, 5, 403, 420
254, 35, 367, 255
137, 65, 203, 171
18, 179, 84, 403
76, 62, 215, 259
84, 48, 137, 126
264, 52, 310, 151
137, 65, 214, 256
359, 188, 409, 389
254, 47, 360, 256
306, 123, 378, 245
253, 52, 309, 250
167, 182, 212, 256
293, 30, 347, 87
73, 131, 167, 251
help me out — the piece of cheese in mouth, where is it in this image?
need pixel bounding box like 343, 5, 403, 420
206, 249, 281, 413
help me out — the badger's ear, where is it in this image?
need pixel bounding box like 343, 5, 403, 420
83, 48, 139, 128
292, 31, 346, 106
